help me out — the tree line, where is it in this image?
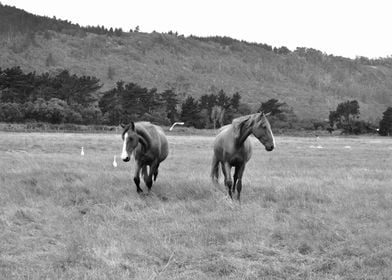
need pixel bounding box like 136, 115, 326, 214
0, 3, 128, 38
0, 66, 256, 128
1, 66, 391, 135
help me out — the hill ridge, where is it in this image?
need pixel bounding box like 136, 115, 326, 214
1, 3, 391, 121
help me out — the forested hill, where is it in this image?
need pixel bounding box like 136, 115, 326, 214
1, 3, 392, 121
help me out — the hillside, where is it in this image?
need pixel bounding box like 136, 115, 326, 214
1, 3, 392, 121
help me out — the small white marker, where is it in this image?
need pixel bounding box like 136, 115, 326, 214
344, 146, 351, 149
316, 145, 323, 149
81, 147, 84, 156
169, 122, 185, 131
113, 155, 118, 167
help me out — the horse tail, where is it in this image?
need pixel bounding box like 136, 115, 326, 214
211, 154, 220, 182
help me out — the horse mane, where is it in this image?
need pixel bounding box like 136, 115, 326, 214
232, 114, 260, 146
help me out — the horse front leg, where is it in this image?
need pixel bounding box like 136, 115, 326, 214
234, 164, 246, 201
153, 163, 160, 181
133, 161, 143, 193
221, 162, 233, 198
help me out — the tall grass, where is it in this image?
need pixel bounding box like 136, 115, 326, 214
0, 132, 391, 279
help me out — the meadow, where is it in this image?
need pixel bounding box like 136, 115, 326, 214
0, 131, 391, 279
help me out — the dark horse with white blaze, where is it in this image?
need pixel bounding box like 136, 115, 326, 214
121, 122, 169, 193
211, 112, 275, 201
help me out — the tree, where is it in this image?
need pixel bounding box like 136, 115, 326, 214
141, 87, 162, 114
216, 89, 231, 109
230, 92, 241, 111
336, 100, 360, 125
99, 81, 124, 125
114, 28, 123, 36
330, 100, 360, 129
161, 89, 179, 123
121, 82, 149, 119
181, 96, 201, 128
329, 100, 361, 133
259, 98, 285, 115
379, 107, 392, 136
328, 110, 340, 127
54, 70, 101, 107
211, 105, 225, 129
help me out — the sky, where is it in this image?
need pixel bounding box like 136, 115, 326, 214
2, 0, 392, 59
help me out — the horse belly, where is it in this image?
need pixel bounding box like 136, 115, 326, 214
229, 156, 244, 167
228, 145, 251, 166
158, 135, 169, 162
134, 149, 154, 165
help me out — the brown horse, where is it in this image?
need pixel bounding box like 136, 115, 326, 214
121, 122, 169, 193
211, 112, 275, 201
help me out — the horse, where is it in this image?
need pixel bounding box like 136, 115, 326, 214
120, 122, 169, 193
211, 112, 275, 201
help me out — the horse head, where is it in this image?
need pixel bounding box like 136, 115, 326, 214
252, 112, 275, 152
120, 122, 144, 162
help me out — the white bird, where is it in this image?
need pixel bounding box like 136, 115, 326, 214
169, 122, 185, 131
81, 146, 84, 156
113, 155, 118, 167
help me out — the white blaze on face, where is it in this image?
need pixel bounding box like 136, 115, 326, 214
271, 130, 276, 148
121, 132, 129, 160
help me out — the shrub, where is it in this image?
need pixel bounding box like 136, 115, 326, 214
0, 103, 24, 122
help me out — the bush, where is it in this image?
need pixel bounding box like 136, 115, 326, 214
0, 103, 24, 122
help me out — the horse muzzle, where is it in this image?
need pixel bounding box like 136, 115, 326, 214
122, 156, 130, 162
265, 145, 274, 152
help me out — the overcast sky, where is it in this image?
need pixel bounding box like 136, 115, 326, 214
2, 0, 391, 59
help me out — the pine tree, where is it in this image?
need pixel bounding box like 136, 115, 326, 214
161, 89, 179, 122
216, 89, 230, 109
181, 96, 201, 128
231, 92, 241, 111
379, 107, 392, 136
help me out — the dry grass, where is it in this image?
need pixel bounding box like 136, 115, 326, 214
0, 132, 392, 279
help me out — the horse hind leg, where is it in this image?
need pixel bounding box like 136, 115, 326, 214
234, 164, 246, 201
153, 163, 160, 181
141, 165, 151, 190
233, 166, 239, 195
145, 161, 158, 192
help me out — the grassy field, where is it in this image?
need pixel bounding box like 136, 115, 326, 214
0, 131, 392, 279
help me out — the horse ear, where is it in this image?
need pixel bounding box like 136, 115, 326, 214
255, 111, 264, 121
120, 123, 125, 128
265, 112, 271, 117
130, 121, 135, 131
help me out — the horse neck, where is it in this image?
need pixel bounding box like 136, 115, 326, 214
135, 126, 150, 151
236, 118, 254, 147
